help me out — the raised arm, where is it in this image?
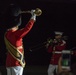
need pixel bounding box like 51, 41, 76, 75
16, 10, 36, 38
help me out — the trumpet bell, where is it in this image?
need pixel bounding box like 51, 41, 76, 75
34, 8, 42, 16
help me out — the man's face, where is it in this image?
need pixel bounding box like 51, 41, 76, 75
55, 35, 62, 39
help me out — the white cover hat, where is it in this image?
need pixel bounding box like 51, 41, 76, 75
55, 31, 63, 35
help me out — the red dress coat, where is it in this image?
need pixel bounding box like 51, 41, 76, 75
48, 40, 66, 65
5, 19, 35, 67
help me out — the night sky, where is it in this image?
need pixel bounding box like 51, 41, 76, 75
0, 0, 76, 66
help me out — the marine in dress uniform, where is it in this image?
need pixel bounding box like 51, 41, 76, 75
46, 31, 66, 75
4, 4, 39, 75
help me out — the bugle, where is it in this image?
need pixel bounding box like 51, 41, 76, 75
21, 8, 42, 16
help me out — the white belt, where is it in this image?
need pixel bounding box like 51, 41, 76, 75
53, 50, 71, 54
54, 51, 62, 54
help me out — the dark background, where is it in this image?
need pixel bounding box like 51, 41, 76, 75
0, 0, 76, 66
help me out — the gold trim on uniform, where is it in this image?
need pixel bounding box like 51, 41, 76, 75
4, 37, 25, 67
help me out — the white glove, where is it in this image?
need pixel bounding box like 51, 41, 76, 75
30, 10, 35, 15
30, 10, 36, 21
